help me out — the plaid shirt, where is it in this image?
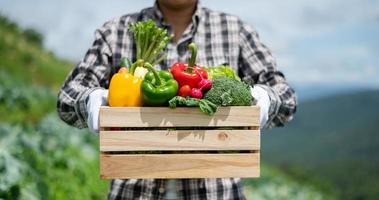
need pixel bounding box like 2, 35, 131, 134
57, 2, 297, 200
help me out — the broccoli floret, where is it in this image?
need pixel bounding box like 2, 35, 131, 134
204, 77, 253, 106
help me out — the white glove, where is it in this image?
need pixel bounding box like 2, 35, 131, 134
250, 85, 270, 128
86, 88, 108, 133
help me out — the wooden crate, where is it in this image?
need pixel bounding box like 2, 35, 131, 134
99, 106, 260, 179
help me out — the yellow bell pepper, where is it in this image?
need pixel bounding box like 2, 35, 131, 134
108, 67, 142, 107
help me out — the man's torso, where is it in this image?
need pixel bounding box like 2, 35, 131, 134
105, 5, 247, 200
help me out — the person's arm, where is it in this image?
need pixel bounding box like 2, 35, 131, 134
237, 20, 297, 129
57, 23, 114, 129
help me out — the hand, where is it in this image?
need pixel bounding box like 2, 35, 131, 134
250, 85, 270, 128
86, 89, 108, 133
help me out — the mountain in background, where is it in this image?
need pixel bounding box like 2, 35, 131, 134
262, 90, 379, 199
294, 83, 379, 102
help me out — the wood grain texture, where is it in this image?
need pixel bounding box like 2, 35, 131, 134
99, 106, 260, 128
100, 153, 260, 179
100, 130, 260, 151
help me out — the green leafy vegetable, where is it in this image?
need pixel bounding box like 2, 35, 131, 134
129, 20, 172, 65
168, 96, 218, 115
204, 77, 253, 106
206, 65, 241, 81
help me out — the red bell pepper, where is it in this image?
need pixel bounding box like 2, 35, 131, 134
170, 43, 208, 88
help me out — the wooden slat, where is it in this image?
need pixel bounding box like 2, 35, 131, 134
99, 106, 260, 128
100, 130, 260, 151
100, 153, 260, 179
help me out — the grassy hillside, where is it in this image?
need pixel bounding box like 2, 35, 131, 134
0, 15, 72, 89
262, 90, 379, 199
0, 15, 73, 123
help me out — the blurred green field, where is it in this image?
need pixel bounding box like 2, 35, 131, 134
263, 90, 379, 200
0, 15, 109, 199
0, 15, 330, 199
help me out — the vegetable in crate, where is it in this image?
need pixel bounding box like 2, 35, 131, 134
178, 85, 192, 97
169, 96, 218, 115
108, 59, 144, 107
171, 43, 208, 88
171, 43, 207, 86
206, 65, 241, 81
171, 43, 211, 98
108, 20, 172, 107
141, 63, 178, 106
203, 77, 253, 106
187, 71, 212, 99
129, 19, 172, 65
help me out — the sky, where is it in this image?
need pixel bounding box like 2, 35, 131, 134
1, 0, 379, 92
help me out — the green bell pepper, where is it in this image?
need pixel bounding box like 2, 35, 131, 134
141, 63, 179, 106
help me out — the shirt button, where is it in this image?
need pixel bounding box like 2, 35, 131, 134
159, 187, 165, 193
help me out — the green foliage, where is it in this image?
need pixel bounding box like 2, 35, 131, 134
263, 90, 379, 200
0, 115, 109, 200
0, 15, 19, 33
0, 69, 109, 198
0, 15, 109, 200
168, 96, 218, 115
22, 28, 43, 46
243, 164, 334, 200
0, 71, 56, 123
